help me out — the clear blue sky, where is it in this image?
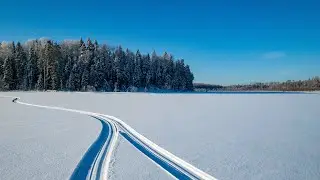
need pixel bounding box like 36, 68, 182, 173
1, 0, 319, 85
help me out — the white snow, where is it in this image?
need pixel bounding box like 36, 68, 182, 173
1, 92, 320, 179
0, 97, 101, 180
109, 136, 172, 180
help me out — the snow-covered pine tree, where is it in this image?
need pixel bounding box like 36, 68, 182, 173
93, 47, 109, 91
140, 54, 151, 88
144, 54, 152, 89
10, 42, 17, 89
43, 41, 58, 90
81, 68, 89, 91
185, 65, 194, 91
0, 43, 3, 77
64, 56, 74, 90
163, 52, 174, 89
68, 63, 81, 91
133, 50, 142, 88
150, 50, 158, 87
156, 54, 164, 88
103, 45, 113, 90
25, 45, 38, 90
2, 57, 15, 90
125, 49, 135, 87
114, 46, 125, 91
15, 42, 27, 89
53, 43, 63, 90
172, 60, 182, 90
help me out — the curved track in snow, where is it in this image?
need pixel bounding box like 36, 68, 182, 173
70, 118, 114, 180
1, 95, 217, 180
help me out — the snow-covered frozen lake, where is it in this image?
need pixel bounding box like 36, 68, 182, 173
1, 92, 320, 179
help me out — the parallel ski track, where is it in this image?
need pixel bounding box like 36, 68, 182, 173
1, 95, 217, 180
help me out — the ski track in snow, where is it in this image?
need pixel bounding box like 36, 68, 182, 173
1, 95, 217, 180
70, 118, 110, 180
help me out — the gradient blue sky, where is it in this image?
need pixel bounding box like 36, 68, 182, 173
1, 0, 319, 84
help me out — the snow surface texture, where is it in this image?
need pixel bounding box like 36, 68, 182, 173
0, 97, 101, 180
1, 92, 320, 180
109, 136, 172, 180
1, 94, 216, 180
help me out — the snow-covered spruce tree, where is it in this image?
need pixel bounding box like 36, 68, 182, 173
8, 42, 18, 90
163, 52, 174, 90
150, 50, 158, 87
145, 54, 152, 89
42, 41, 58, 90
2, 57, 15, 90
87, 39, 96, 87
114, 46, 126, 91
133, 50, 142, 88
35, 40, 45, 90
184, 65, 194, 91
86, 38, 95, 64
180, 59, 187, 90
104, 45, 114, 91
125, 49, 135, 87
172, 59, 189, 91
69, 63, 81, 91
172, 60, 183, 90
25, 45, 38, 90
15, 42, 27, 89
140, 54, 151, 89
81, 67, 89, 91
67, 70, 76, 91
156, 55, 164, 89
0, 43, 5, 89
77, 41, 88, 91
62, 55, 73, 90
53, 43, 63, 90
92, 47, 108, 91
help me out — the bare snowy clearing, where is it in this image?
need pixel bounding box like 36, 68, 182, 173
0, 97, 101, 179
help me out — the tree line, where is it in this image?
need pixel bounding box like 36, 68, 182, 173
223, 78, 320, 91
0, 38, 194, 92
193, 83, 223, 91
194, 78, 320, 92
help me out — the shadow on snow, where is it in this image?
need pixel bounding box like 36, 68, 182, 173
70, 118, 110, 180
120, 132, 193, 180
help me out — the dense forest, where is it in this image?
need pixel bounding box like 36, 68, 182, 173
194, 77, 320, 92
0, 38, 194, 92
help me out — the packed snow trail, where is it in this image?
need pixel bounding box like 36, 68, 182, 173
1, 95, 217, 180
70, 118, 111, 180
